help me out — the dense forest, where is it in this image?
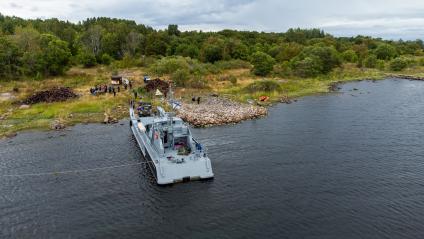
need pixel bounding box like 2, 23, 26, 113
1, 13, 424, 82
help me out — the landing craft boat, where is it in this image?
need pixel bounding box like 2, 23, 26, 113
129, 101, 214, 185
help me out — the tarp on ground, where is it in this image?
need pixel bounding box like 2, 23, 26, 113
155, 89, 163, 96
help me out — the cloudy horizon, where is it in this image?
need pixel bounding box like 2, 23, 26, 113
1, 0, 423, 40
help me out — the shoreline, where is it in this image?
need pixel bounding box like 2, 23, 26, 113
385, 74, 424, 81
0, 74, 420, 139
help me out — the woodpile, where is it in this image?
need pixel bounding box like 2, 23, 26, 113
24, 87, 77, 104
145, 79, 169, 97
177, 97, 267, 127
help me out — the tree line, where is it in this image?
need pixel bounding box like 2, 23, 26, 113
1, 13, 423, 80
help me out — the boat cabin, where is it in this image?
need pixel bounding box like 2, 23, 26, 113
137, 101, 153, 117
141, 115, 193, 157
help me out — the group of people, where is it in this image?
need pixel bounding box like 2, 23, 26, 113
89, 85, 119, 96
89, 80, 133, 97
123, 79, 133, 90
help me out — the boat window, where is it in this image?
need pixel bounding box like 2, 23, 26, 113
174, 137, 187, 148
164, 131, 168, 144
174, 136, 191, 155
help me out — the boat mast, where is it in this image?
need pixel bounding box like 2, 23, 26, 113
168, 81, 175, 147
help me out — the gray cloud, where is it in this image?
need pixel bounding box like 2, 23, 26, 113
0, 0, 423, 39
30, 6, 38, 12
9, 3, 23, 9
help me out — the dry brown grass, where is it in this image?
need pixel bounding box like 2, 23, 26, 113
0, 62, 415, 138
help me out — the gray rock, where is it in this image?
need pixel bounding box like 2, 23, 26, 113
177, 96, 267, 127
19, 104, 31, 109
51, 120, 65, 130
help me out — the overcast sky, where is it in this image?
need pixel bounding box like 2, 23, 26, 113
1, 0, 423, 40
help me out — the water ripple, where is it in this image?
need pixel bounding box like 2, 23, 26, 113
2, 79, 424, 238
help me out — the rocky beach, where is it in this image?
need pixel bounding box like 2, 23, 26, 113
176, 96, 267, 127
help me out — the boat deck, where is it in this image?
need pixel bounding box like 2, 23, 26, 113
129, 105, 213, 185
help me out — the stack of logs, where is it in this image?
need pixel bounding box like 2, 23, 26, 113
145, 79, 169, 97
24, 87, 77, 104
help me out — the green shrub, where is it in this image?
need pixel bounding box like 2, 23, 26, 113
217, 74, 237, 84
149, 56, 221, 77
273, 61, 293, 77
149, 56, 190, 75
171, 69, 190, 87
77, 50, 97, 68
290, 46, 341, 77
376, 60, 386, 70
190, 62, 217, 75
136, 86, 147, 95
39, 34, 72, 76
390, 57, 408, 71
229, 75, 237, 85
139, 56, 157, 67
0, 36, 22, 79
175, 44, 200, 59
342, 50, 358, 63
100, 53, 113, 65
364, 55, 377, 68
201, 37, 225, 63
170, 68, 208, 88
405, 58, 417, 67
375, 43, 398, 60
244, 80, 282, 93
122, 54, 138, 68
214, 59, 251, 70
112, 54, 139, 69
292, 56, 323, 77
189, 74, 208, 88
250, 51, 276, 76
418, 58, 424, 66
201, 63, 220, 74
218, 75, 230, 81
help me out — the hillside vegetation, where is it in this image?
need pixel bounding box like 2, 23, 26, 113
1, 14, 424, 80
1, 14, 424, 137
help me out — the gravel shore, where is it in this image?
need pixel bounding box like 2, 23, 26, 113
177, 96, 267, 127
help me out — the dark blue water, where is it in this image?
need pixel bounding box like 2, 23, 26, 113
1, 79, 424, 238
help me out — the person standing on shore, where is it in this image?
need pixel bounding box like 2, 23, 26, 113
129, 80, 133, 90
134, 90, 137, 99
113, 87, 116, 97
197, 97, 201, 104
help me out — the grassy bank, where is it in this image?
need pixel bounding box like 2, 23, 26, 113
205, 64, 385, 103
0, 63, 421, 138
0, 67, 142, 138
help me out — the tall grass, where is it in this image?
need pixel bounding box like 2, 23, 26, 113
244, 80, 282, 93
